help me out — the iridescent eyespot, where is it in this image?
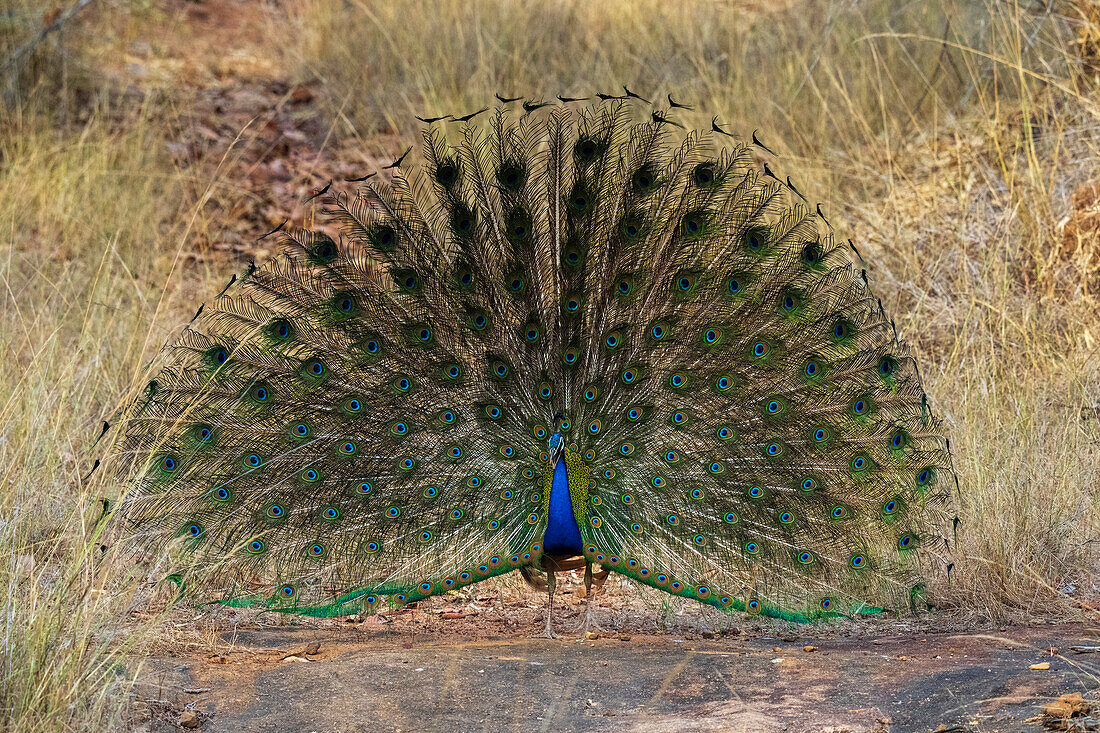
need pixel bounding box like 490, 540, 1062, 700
584, 387, 598, 401
798, 551, 814, 564
487, 520, 499, 531
281, 586, 295, 598
186, 524, 202, 537
664, 450, 678, 462
602, 468, 615, 479
420, 531, 433, 542
345, 398, 362, 413
716, 426, 731, 440
627, 408, 641, 421
672, 411, 686, 424
748, 485, 763, 498
485, 405, 501, 419
387, 507, 400, 518
502, 489, 514, 500
753, 342, 766, 356
801, 478, 818, 492
303, 468, 320, 482
248, 539, 264, 553
323, 507, 339, 519
467, 477, 481, 488
631, 523, 642, 533
779, 512, 793, 524
708, 461, 723, 474
748, 599, 760, 611
161, 456, 178, 472
267, 504, 284, 518
715, 376, 731, 392
424, 486, 438, 498
584, 450, 595, 461
366, 541, 380, 552
668, 373, 685, 388
651, 476, 664, 488
309, 544, 325, 557
916, 468, 935, 486
357, 481, 373, 495
851, 555, 865, 568
666, 514, 679, 525
690, 488, 704, 500
883, 499, 898, 514
724, 512, 737, 523
821, 598, 833, 611
588, 420, 601, 434
245, 454, 262, 467
832, 506, 846, 518
693, 535, 705, 546
766, 443, 782, 456
898, 534, 914, 549
744, 541, 759, 554
620, 443, 635, 456
214, 487, 230, 501
500, 445, 515, 457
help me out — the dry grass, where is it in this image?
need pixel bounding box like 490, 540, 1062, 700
2, 0, 1100, 728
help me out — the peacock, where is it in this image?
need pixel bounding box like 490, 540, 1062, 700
111, 98, 958, 636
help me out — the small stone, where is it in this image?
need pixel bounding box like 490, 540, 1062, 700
179, 710, 199, 728
305, 641, 321, 655
803, 645, 818, 653
1030, 662, 1051, 670
585, 631, 599, 640
617, 635, 631, 642
701, 631, 715, 639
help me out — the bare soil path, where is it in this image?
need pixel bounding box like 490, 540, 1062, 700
135, 623, 1099, 732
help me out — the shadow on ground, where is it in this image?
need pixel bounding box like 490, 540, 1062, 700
135, 623, 1099, 732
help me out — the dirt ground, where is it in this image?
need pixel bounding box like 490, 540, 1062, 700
134, 619, 1099, 732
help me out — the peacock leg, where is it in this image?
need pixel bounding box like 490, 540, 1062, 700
544, 569, 557, 638
582, 561, 607, 634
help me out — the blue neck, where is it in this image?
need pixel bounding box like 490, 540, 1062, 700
542, 458, 582, 556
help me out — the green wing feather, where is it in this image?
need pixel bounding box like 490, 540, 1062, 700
114, 101, 956, 619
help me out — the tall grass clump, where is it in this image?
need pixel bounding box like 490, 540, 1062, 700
0, 95, 229, 727
287, 0, 1100, 620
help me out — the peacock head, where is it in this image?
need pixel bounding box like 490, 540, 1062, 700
548, 431, 564, 465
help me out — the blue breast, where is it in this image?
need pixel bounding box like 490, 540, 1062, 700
542, 459, 583, 556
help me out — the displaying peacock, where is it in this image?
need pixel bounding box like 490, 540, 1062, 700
111, 98, 958, 635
